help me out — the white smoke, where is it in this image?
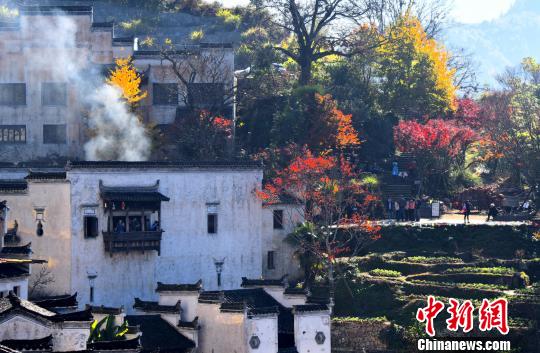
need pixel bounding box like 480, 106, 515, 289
22, 11, 151, 161
84, 85, 150, 161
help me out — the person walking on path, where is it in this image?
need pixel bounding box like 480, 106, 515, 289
487, 203, 498, 221
463, 200, 472, 224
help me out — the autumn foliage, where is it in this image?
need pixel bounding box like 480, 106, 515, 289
107, 57, 148, 105
378, 14, 457, 117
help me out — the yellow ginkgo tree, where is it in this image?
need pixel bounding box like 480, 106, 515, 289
107, 57, 147, 106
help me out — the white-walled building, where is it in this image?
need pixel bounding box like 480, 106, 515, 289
0, 4, 234, 163
0, 161, 268, 309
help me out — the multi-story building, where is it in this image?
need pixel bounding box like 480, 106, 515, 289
0, 5, 234, 162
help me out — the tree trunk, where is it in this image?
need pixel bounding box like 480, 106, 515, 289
299, 59, 312, 86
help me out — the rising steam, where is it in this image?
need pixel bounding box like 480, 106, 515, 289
25, 11, 151, 161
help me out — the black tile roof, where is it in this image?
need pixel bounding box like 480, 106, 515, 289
241, 277, 286, 287
88, 337, 141, 350
0, 180, 27, 193
0, 264, 28, 279
124, 315, 195, 352
101, 190, 170, 202
133, 298, 180, 313
20, 5, 93, 15
86, 304, 123, 315
0, 243, 32, 255
0, 293, 56, 319
198, 288, 293, 333
293, 304, 329, 313
33, 293, 78, 309
156, 280, 202, 292
91, 21, 114, 28
1, 335, 52, 351
25, 171, 66, 181
177, 316, 199, 329
51, 307, 93, 322
68, 160, 262, 170
0, 344, 19, 353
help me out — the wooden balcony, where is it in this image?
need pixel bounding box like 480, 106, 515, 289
102, 231, 163, 255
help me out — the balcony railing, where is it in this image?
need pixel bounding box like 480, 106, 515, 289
102, 231, 163, 255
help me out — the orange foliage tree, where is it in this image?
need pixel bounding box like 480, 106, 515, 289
258, 149, 380, 298
107, 57, 147, 106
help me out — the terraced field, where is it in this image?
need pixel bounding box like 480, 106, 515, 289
331, 225, 540, 352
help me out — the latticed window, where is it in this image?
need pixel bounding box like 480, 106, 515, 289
0, 83, 26, 105
0, 125, 26, 143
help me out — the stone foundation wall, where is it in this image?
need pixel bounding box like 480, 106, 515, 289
332, 320, 391, 352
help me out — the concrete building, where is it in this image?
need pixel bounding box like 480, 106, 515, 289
0, 4, 234, 163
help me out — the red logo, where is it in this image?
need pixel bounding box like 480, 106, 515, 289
416, 297, 509, 336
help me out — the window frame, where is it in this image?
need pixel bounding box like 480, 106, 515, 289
84, 216, 99, 238
267, 251, 275, 270
0, 83, 26, 106
43, 124, 67, 144
273, 209, 284, 230
41, 82, 67, 107
0, 125, 26, 144
207, 213, 218, 234
152, 83, 179, 106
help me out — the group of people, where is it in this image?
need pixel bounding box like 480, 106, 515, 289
114, 219, 160, 233
387, 197, 422, 222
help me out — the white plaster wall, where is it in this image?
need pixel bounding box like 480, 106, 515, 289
0, 181, 72, 296
261, 205, 304, 280
158, 291, 199, 322
262, 287, 306, 308
246, 316, 278, 353
294, 314, 331, 353
68, 168, 263, 311
0, 315, 52, 340
52, 324, 90, 352
0, 13, 104, 162
0, 277, 28, 299
197, 303, 247, 353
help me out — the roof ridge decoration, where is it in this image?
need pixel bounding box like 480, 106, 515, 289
133, 298, 182, 313
67, 160, 262, 170
241, 275, 288, 287
156, 280, 202, 292
177, 316, 199, 329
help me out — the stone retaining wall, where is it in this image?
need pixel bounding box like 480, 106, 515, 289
332, 320, 391, 352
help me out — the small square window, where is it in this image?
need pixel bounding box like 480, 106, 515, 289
0, 83, 26, 105
43, 124, 66, 144
84, 216, 99, 238
208, 214, 217, 234
42, 82, 67, 106
153, 83, 178, 105
267, 251, 275, 270
273, 210, 284, 229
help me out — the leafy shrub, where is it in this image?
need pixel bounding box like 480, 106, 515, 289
444, 266, 515, 275
402, 256, 463, 264
190, 29, 205, 42
216, 8, 241, 29
360, 174, 380, 191
369, 269, 402, 277
409, 279, 506, 291
510, 271, 530, 289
